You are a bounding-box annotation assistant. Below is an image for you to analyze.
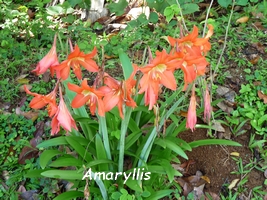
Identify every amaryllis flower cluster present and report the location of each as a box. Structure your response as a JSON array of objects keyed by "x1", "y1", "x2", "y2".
[{"x1": 25, "y1": 25, "x2": 213, "y2": 135}]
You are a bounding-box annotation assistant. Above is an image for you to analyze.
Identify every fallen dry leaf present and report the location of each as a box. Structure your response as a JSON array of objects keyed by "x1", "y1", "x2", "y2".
[
  {"x1": 249, "y1": 56, "x2": 260, "y2": 65},
  {"x1": 236, "y1": 16, "x2": 249, "y2": 23},
  {"x1": 193, "y1": 183, "x2": 205, "y2": 200},
  {"x1": 205, "y1": 192, "x2": 220, "y2": 200},
  {"x1": 230, "y1": 152, "x2": 240, "y2": 157},
  {"x1": 228, "y1": 179, "x2": 239, "y2": 190},
  {"x1": 212, "y1": 121, "x2": 225, "y2": 132},
  {"x1": 17, "y1": 185, "x2": 27, "y2": 193},
  {"x1": 20, "y1": 84, "x2": 32, "y2": 92},
  {"x1": 258, "y1": 91, "x2": 267, "y2": 104},
  {"x1": 21, "y1": 111, "x2": 39, "y2": 121},
  {"x1": 201, "y1": 175, "x2": 211, "y2": 184}
]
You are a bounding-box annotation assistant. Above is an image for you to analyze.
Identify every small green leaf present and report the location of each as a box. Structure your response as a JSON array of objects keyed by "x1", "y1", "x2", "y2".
[
  {"x1": 108, "y1": 0, "x2": 128, "y2": 16},
  {"x1": 67, "y1": 0, "x2": 82, "y2": 7},
  {"x1": 181, "y1": 3, "x2": 199, "y2": 15},
  {"x1": 236, "y1": 0, "x2": 248, "y2": 6},
  {"x1": 149, "y1": 12, "x2": 158, "y2": 23},
  {"x1": 39, "y1": 150, "x2": 63, "y2": 169},
  {"x1": 218, "y1": 0, "x2": 232, "y2": 8},
  {"x1": 46, "y1": 5, "x2": 64, "y2": 15}
]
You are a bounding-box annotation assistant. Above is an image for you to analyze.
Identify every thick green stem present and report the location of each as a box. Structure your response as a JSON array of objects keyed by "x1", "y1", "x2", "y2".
[
  {"x1": 118, "y1": 107, "x2": 132, "y2": 172},
  {"x1": 138, "y1": 93, "x2": 185, "y2": 167},
  {"x1": 99, "y1": 116, "x2": 112, "y2": 165}
]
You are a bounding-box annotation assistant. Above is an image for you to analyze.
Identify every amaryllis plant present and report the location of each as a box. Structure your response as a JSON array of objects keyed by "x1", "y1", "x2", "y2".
[{"x1": 24, "y1": 25, "x2": 239, "y2": 199}]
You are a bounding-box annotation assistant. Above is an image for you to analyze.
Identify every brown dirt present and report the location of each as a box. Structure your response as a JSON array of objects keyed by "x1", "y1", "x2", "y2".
[{"x1": 178, "y1": 128, "x2": 266, "y2": 197}]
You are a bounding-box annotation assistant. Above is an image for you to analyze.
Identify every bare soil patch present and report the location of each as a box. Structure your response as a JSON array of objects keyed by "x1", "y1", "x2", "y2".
[{"x1": 178, "y1": 128, "x2": 266, "y2": 197}]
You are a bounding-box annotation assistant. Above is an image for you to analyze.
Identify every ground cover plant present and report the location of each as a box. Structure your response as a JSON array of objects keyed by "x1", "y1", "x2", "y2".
[{"x1": 1, "y1": 0, "x2": 267, "y2": 199}]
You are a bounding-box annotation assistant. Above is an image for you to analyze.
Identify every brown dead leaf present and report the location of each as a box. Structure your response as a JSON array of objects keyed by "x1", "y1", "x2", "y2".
[
  {"x1": 17, "y1": 185, "x2": 27, "y2": 193},
  {"x1": 205, "y1": 192, "x2": 220, "y2": 200},
  {"x1": 178, "y1": 110, "x2": 188, "y2": 117},
  {"x1": 42, "y1": 71, "x2": 50, "y2": 82},
  {"x1": 252, "y1": 11, "x2": 264, "y2": 19},
  {"x1": 252, "y1": 22, "x2": 264, "y2": 30},
  {"x1": 249, "y1": 56, "x2": 260, "y2": 65},
  {"x1": 236, "y1": 16, "x2": 249, "y2": 23},
  {"x1": 194, "y1": 184, "x2": 205, "y2": 200},
  {"x1": 211, "y1": 121, "x2": 225, "y2": 132},
  {"x1": 19, "y1": 190, "x2": 38, "y2": 200},
  {"x1": 258, "y1": 91, "x2": 267, "y2": 104},
  {"x1": 253, "y1": 81, "x2": 261, "y2": 86},
  {"x1": 18, "y1": 140, "x2": 39, "y2": 164},
  {"x1": 18, "y1": 122, "x2": 43, "y2": 164},
  {"x1": 251, "y1": 42, "x2": 266, "y2": 54},
  {"x1": 21, "y1": 111, "x2": 39, "y2": 121}
]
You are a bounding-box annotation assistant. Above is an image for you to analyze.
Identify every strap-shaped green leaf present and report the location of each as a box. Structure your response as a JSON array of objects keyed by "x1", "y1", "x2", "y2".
[
  {"x1": 41, "y1": 170, "x2": 83, "y2": 180},
  {"x1": 146, "y1": 189, "x2": 174, "y2": 200},
  {"x1": 118, "y1": 48, "x2": 133, "y2": 80},
  {"x1": 189, "y1": 139, "x2": 242, "y2": 148},
  {"x1": 53, "y1": 191, "x2": 84, "y2": 200},
  {"x1": 24, "y1": 169, "x2": 51, "y2": 178},
  {"x1": 39, "y1": 150, "x2": 63, "y2": 169},
  {"x1": 37, "y1": 137, "x2": 67, "y2": 148},
  {"x1": 155, "y1": 138, "x2": 188, "y2": 159},
  {"x1": 49, "y1": 157, "x2": 83, "y2": 167},
  {"x1": 95, "y1": 134, "x2": 109, "y2": 171},
  {"x1": 65, "y1": 137, "x2": 93, "y2": 163}
]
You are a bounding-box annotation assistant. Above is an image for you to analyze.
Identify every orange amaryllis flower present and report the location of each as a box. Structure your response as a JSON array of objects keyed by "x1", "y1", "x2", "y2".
[
  {"x1": 68, "y1": 79, "x2": 107, "y2": 116},
  {"x1": 204, "y1": 86, "x2": 212, "y2": 123},
  {"x1": 103, "y1": 69, "x2": 137, "y2": 118},
  {"x1": 24, "y1": 84, "x2": 58, "y2": 117},
  {"x1": 186, "y1": 85, "x2": 197, "y2": 131},
  {"x1": 168, "y1": 25, "x2": 213, "y2": 55},
  {"x1": 139, "y1": 50, "x2": 178, "y2": 110},
  {"x1": 178, "y1": 54, "x2": 209, "y2": 90},
  {"x1": 51, "y1": 86, "x2": 78, "y2": 135},
  {"x1": 32, "y1": 34, "x2": 59, "y2": 76},
  {"x1": 53, "y1": 45, "x2": 99, "y2": 80}
]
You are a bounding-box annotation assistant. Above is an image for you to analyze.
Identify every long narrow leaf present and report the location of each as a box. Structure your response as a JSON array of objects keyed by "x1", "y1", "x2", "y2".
[
  {"x1": 41, "y1": 170, "x2": 83, "y2": 180},
  {"x1": 95, "y1": 134, "x2": 109, "y2": 171},
  {"x1": 39, "y1": 150, "x2": 63, "y2": 169},
  {"x1": 189, "y1": 139, "x2": 242, "y2": 148},
  {"x1": 146, "y1": 189, "x2": 174, "y2": 200},
  {"x1": 155, "y1": 138, "x2": 188, "y2": 159},
  {"x1": 37, "y1": 137, "x2": 67, "y2": 148},
  {"x1": 65, "y1": 137, "x2": 93, "y2": 163},
  {"x1": 54, "y1": 191, "x2": 84, "y2": 200},
  {"x1": 49, "y1": 157, "x2": 83, "y2": 167},
  {"x1": 119, "y1": 49, "x2": 133, "y2": 80}
]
